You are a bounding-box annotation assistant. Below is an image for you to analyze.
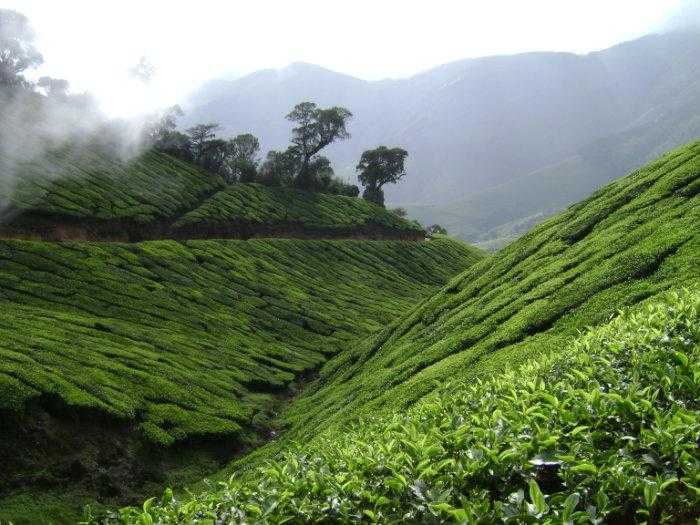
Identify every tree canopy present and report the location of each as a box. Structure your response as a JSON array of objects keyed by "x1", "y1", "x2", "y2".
[
  {"x1": 0, "y1": 9, "x2": 43, "y2": 87},
  {"x1": 286, "y1": 102, "x2": 352, "y2": 190},
  {"x1": 356, "y1": 146, "x2": 409, "y2": 207}
]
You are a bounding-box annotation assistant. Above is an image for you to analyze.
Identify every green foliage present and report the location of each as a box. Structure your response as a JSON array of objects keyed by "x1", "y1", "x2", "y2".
[
  {"x1": 282, "y1": 140, "x2": 699, "y2": 438},
  {"x1": 1, "y1": 148, "x2": 225, "y2": 223},
  {"x1": 0, "y1": 237, "x2": 482, "y2": 444},
  {"x1": 357, "y1": 146, "x2": 409, "y2": 208},
  {"x1": 112, "y1": 288, "x2": 700, "y2": 524},
  {"x1": 175, "y1": 183, "x2": 423, "y2": 234}
]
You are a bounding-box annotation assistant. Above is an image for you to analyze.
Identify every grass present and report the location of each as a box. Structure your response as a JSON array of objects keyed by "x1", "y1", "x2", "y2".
[
  {"x1": 110, "y1": 287, "x2": 700, "y2": 524},
  {"x1": 0, "y1": 237, "x2": 482, "y2": 446},
  {"x1": 174, "y1": 183, "x2": 423, "y2": 234}
]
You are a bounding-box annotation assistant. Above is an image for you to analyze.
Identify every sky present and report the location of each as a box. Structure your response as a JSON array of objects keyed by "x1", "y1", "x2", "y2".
[{"x1": 2, "y1": 0, "x2": 694, "y2": 117}]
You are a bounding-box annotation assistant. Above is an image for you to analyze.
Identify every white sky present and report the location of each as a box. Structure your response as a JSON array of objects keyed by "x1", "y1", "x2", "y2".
[{"x1": 2, "y1": 0, "x2": 690, "y2": 117}]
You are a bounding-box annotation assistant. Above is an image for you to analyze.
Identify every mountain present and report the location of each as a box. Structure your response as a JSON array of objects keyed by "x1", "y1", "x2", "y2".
[
  {"x1": 185, "y1": 31, "x2": 700, "y2": 242},
  {"x1": 115, "y1": 141, "x2": 700, "y2": 524}
]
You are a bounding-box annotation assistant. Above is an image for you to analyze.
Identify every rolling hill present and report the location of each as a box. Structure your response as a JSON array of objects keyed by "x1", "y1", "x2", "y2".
[
  {"x1": 0, "y1": 147, "x2": 423, "y2": 241},
  {"x1": 186, "y1": 31, "x2": 700, "y2": 243},
  {"x1": 112, "y1": 141, "x2": 699, "y2": 523}
]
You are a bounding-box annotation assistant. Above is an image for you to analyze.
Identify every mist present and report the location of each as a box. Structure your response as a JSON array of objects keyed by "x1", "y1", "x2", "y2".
[
  {"x1": 0, "y1": 80, "x2": 152, "y2": 221},
  {"x1": 660, "y1": 0, "x2": 700, "y2": 31}
]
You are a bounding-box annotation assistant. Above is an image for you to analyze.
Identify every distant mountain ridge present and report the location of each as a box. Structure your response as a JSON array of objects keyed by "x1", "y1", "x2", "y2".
[{"x1": 185, "y1": 31, "x2": 700, "y2": 243}]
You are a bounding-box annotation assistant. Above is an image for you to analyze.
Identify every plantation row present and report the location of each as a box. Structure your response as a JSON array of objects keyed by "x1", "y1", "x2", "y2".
[
  {"x1": 281, "y1": 141, "x2": 700, "y2": 437},
  {"x1": 0, "y1": 237, "x2": 483, "y2": 445},
  {"x1": 111, "y1": 288, "x2": 700, "y2": 523},
  {"x1": 1, "y1": 149, "x2": 224, "y2": 223},
  {"x1": 174, "y1": 184, "x2": 422, "y2": 233}
]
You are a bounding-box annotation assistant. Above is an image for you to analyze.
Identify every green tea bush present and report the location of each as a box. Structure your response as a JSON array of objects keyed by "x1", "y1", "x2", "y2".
[
  {"x1": 174, "y1": 184, "x2": 423, "y2": 234},
  {"x1": 113, "y1": 288, "x2": 700, "y2": 524},
  {"x1": 2, "y1": 148, "x2": 224, "y2": 222},
  {"x1": 0, "y1": 238, "x2": 483, "y2": 444}
]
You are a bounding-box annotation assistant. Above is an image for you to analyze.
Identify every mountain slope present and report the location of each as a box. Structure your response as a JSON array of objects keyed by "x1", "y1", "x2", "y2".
[
  {"x1": 113, "y1": 141, "x2": 700, "y2": 525},
  {"x1": 283, "y1": 141, "x2": 700, "y2": 434},
  {"x1": 0, "y1": 147, "x2": 422, "y2": 241},
  {"x1": 0, "y1": 237, "x2": 483, "y2": 522},
  {"x1": 115, "y1": 287, "x2": 700, "y2": 524}
]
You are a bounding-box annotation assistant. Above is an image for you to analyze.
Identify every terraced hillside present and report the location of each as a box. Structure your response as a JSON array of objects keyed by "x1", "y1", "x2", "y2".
[
  {"x1": 0, "y1": 147, "x2": 423, "y2": 241},
  {"x1": 0, "y1": 148, "x2": 225, "y2": 226},
  {"x1": 174, "y1": 184, "x2": 424, "y2": 239},
  {"x1": 0, "y1": 237, "x2": 483, "y2": 522},
  {"x1": 105, "y1": 141, "x2": 700, "y2": 525},
  {"x1": 284, "y1": 140, "x2": 700, "y2": 434}
]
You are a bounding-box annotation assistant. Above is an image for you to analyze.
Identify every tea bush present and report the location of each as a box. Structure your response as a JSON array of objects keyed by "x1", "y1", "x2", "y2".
[
  {"x1": 0, "y1": 238, "x2": 483, "y2": 445},
  {"x1": 174, "y1": 184, "x2": 423, "y2": 234},
  {"x1": 113, "y1": 288, "x2": 700, "y2": 524}
]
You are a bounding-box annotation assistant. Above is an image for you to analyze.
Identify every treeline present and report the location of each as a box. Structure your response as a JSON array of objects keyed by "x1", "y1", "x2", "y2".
[{"x1": 147, "y1": 103, "x2": 409, "y2": 207}]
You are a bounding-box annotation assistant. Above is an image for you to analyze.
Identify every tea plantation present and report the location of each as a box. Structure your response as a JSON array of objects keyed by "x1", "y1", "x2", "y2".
[
  {"x1": 0, "y1": 146, "x2": 423, "y2": 240},
  {"x1": 283, "y1": 140, "x2": 700, "y2": 435},
  {"x1": 0, "y1": 148, "x2": 224, "y2": 223},
  {"x1": 109, "y1": 140, "x2": 700, "y2": 524},
  {"x1": 0, "y1": 238, "x2": 481, "y2": 445},
  {"x1": 113, "y1": 287, "x2": 700, "y2": 524},
  {"x1": 173, "y1": 184, "x2": 423, "y2": 236}
]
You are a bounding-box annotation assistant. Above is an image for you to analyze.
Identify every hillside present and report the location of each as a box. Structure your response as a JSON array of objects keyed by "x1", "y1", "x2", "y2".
[
  {"x1": 186, "y1": 31, "x2": 700, "y2": 242},
  {"x1": 0, "y1": 237, "x2": 483, "y2": 523},
  {"x1": 108, "y1": 140, "x2": 700, "y2": 523},
  {"x1": 284, "y1": 140, "x2": 700, "y2": 435},
  {"x1": 114, "y1": 287, "x2": 700, "y2": 524},
  {"x1": 174, "y1": 184, "x2": 423, "y2": 239},
  {"x1": 0, "y1": 147, "x2": 422, "y2": 241}
]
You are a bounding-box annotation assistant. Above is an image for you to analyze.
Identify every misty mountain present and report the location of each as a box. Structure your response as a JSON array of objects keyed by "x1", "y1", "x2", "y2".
[{"x1": 185, "y1": 31, "x2": 700, "y2": 240}]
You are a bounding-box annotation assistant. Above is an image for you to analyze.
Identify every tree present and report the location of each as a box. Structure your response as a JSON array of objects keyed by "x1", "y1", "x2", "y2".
[
  {"x1": 391, "y1": 207, "x2": 408, "y2": 218},
  {"x1": 258, "y1": 147, "x2": 300, "y2": 186},
  {"x1": 286, "y1": 102, "x2": 352, "y2": 189},
  {"x1": 0, "y1": 9, "x2": 43, "y2": 87},
  {"x1": 227, "y1": 133, "x2": 260, "y2": 183},
  {"x1": 356, "y1": 146, "x2": 409, "y2": 207},
  {"x1": 199, "y1": 138, "x2": 230, "y2": 175},
  {"x1": 186, "y1": 123, "x2": 220, "y2": 161}
]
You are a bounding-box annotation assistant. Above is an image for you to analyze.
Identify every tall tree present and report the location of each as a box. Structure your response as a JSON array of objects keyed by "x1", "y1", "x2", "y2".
[
  {"x1": 227, "y1": 133, "x2": 260, "y2": 183},
  {"x1": 356, "y1": 146, "x2": 409, "y2": 207},
  {"x1": 186, "y1": 123, "x2": 220, "y2": 161},
  {"x1": 0, "y1": 9, "x2": 43, "y2": 87},
  {"x1": 286, "y1": 102, "x2": 352, "y2": 189}
]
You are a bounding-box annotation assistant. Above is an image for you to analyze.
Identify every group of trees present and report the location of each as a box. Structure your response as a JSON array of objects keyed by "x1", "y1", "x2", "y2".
[
  {"x1": 2, "y1": 8, "x2": 410, "y2": 210},
  {"x1": 0, "y1": 9, "x2": 82, "y2": 102},
  {"x1": 149, "y1": 101, "x2": 409, "y2": 206},
  {"x1": 147, "y1": 102, "x2": 361, "y2": 197}
]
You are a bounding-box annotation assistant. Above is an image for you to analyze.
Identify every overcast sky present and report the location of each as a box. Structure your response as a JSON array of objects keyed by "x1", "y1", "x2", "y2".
[{"x1": 3, "y1": 0, "x2": 695, "y2": 117}]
